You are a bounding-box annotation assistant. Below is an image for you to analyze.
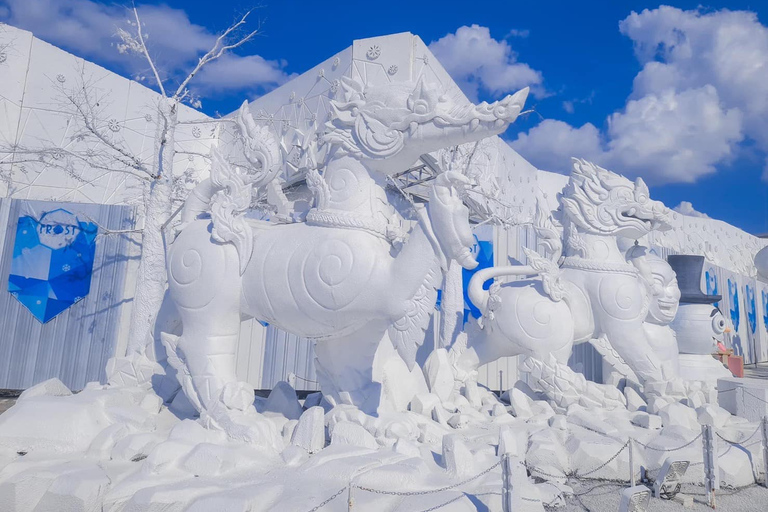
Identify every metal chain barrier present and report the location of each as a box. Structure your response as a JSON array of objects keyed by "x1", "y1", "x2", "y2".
[
  {"x1": 632, "y1": 432, "x2": 702, "y2": 452},
  {"x1": 576, "y1": 439, "x2": 631, "y2": 477},
  {"x1": 354, "y1": 460, "x2": 502, "y2": 496},
  {"x1": 415, "y1": 493, "x2": 466, "y2": 512},
  {"x1": 715, "y1": 424, "x2": 762, "y2": 446},
  {"x1": 304, "y1": 487, "x2": 347, "y2": 512}
]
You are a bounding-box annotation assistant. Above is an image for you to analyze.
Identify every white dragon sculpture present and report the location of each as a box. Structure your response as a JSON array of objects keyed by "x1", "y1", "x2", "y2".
[
  {"x1": 160, "y1": 75, "x2": 529, "y2": 442},
  {"x1": 451, "y1": 159, "x2": 677, "y2": 409}
]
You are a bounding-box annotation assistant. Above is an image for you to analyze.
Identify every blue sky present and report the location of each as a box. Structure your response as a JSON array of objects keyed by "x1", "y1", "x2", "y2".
[{"x1": 1, "y1": 0, "x2": 766, "y2": 234}]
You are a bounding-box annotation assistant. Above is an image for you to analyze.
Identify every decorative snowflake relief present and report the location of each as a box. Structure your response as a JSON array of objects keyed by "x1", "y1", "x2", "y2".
[
  {"x1": 330, "y1": 80, "x2": 340, "y2": 93},
  {"x1": 144, "y1": 114, "x2": 153, "y2": 122},
  {"x1": 318, "y1": 68, "x2": 325, "y2": 78},
  {"x1": 388, "y1": 65, "x2": 398, "y2": 75},
  {"x1": 422, "y1": 55, "x2": 429, "y2": 65},
  {"x1": 290, "y1": 91, "x2": 296, "y2": 101},
  {"x1": 52, "y1": 150, "x2": 64, "y2": 160},
  {"x1": 108, "y1": 119, "x2": 121, "y2": 132},
  {"x1": 61, "y1": 264, "x2": 71, "y2": 272},
  {"x1": 0, "y1": 51, "x2": 7, "y2": 64},
  {"x1": 367, "y1": 45, "x2": 381, "y2": 60},
  {"x1": 192, "y1": 127, "x2": 201, "y2": 138},
  {"x1": 309, "y1": 113, "x2": 317, "y2": 124},
  {"x1": 56, "y1": 74, "x2": 66, "y2": 83},
  {"x1": 332, "y1": 57, "x2": 340, "y2": 68}
]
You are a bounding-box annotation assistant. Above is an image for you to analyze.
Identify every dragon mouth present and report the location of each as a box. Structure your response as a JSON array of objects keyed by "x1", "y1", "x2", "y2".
[{"x1": 621, "y1": 208, "x2": 656, "y2": 228}]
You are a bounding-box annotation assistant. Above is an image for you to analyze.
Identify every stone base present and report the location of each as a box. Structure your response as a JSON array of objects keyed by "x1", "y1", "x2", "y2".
[{"x1": 718, "y1": 376, "x2": 768, "y2": 422}]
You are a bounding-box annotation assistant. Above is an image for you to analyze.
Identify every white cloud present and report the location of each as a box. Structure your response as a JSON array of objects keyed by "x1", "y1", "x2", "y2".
[
  {"x1": 0, "y1": 0, "x2": 291, "y2": 99},
  {"x1": 507, "y1": 29, "x2": 530, "y2": 38},
  {"x1": 512, "y1": 6, "x2": 768, "y2": 185},
  {"x1": 562, "y1": 101, "x2": 574, "y2": 114},
  {"x1": 428, "y1": 25, "x2": 544, "y2": 102},
  {"x1": 511, "y1": 120, "x2": 604, "y2": 172},
  {"x1": 673, "y1": 201, "x2": 710, "y2": 218}
]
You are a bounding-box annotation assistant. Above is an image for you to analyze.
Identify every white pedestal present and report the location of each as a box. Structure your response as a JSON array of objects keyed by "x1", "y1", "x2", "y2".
[{"x1": 718, "y1": 376, "x2": 768, "y2": 422}]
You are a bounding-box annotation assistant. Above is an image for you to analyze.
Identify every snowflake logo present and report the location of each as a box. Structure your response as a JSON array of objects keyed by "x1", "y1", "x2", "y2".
[
  {"x1": 309, "y1": 113, "x2": 317, "y2": 124},
  {"x1": 56, "y1": 74, "x2": 66, "y2": 83},
  {"x1": 332, "y1": 57, "x2": 340, "y2": 68},
  {"x1": 367, "y1": 45, "x2": 381, "y2": 60},
  {"x1": 0, "y1": 51, "x2": 7, "y2": 64},
  {"x1": 144, "y1": 114, "x2": 153, "y2": 122},
  {"x1": 62, "y1": 264, "x2": 71, "y2": 272},
  {"x1": 192, "y1": 127, "x2": 201, "y2": 138},
  {"x1": 108, "y1": 119, "x2": 121, "y2": 132},
  {"x1": 318, "y1": 68, "x2": 325, "y2": 78},
  {"x1": 388, "y1": 65, "x2": 398, "y2": 75},
  {"x1": 330, "y1": 79, "x2": 340, "y2": 94}
]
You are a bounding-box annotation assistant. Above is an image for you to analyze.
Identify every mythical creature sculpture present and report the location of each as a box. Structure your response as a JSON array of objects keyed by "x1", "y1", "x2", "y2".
[
  {"x1": 595, "y1": 244, "x2": 682, "y2": 388},
  {"x1": 452, "y1": 159, "x2": 674, "y2": 406},
  {"x1": 161, "y1": 76, "x2": 529, "y2": 441}
]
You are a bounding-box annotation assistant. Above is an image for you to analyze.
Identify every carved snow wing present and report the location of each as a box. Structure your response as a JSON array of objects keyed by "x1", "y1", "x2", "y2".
[{"x1": 209, "y1": 149, "x2": 253, "y2": 274}]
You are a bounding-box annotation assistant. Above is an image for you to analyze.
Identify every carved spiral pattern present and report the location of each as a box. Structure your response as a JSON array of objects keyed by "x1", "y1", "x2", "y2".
[
  {"x1": 288, "y1": 237, "x2": 375, "y2": 312},
  {"x1": 597, "y1": 276, "x2": 644, "y2": 321},
  {"x1": 326, "y1": 167, "x2": 367, "y2": 210},
  {"x1": 168, "y1": 229, "x2": 232, "y2": 311}
]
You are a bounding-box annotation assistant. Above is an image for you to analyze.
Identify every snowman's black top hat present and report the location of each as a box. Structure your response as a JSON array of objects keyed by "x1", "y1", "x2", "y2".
[{"x1": 667, "y1": 254, "x2": 722, "y2": 304}]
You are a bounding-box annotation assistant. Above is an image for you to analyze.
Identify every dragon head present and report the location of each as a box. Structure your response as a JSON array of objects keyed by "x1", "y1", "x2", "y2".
[
  {"x1": 322, "y1": 76, "x2": 528, "y2": 175},
  {"x1": 561, "y1": 158, "x2": 671, "y2": 239}
]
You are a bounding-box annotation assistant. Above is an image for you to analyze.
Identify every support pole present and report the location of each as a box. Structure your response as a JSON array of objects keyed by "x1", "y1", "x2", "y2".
[
  {"x1": 501, "y1": 453, "x2": 513, "y2": 512},
  {"x1": 347, "y1": 482, "x2": 354, "y2": 511},
  {"x1": 762, "y1": 416, "x2": 768, "y2": 488},
  {"x1": 702, "y1": 424, "x2": 718, "y2": 509},
  {"x1": 628, "y1": 438, "x2": 635, "y2": 487}
]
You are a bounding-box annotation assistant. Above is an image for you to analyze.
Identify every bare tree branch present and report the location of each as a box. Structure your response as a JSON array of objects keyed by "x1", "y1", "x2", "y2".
[{"x1": 172, "y1": 9, "x2": 262, "y2": 100}]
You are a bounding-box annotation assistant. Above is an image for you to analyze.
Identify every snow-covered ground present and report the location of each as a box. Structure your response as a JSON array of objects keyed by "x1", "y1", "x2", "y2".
[{"x1": 0, "y1": 374, "x2": 766, "y2": 511}]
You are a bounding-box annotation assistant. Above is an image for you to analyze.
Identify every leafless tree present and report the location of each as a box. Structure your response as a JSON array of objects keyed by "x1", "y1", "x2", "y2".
[{"x1": 0, "y1": 8, "x2": 263, "y2": 356}]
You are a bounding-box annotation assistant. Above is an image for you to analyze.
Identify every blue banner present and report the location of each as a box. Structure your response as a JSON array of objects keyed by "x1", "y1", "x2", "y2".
[{"x1": 8, "y1": 209, "x2": 97, "y2": 322}]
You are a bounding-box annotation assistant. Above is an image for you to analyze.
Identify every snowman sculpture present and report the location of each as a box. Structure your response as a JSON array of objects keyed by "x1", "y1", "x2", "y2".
[{"x1": 668, "y1": 255, "x2": 731, "y2": 384}]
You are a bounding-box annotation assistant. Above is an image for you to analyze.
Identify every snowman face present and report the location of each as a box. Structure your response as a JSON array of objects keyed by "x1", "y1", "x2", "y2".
[
  {"x1": 646, "y1": 256, "x2": 681, "y2": 325},
  {"x1": 711, "y1": 308, "x2": 727, "y2": 340}
]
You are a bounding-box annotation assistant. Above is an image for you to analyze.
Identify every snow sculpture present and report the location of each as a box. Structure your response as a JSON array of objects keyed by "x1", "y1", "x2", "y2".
[
  {"x1": 162, "y1": 76, "x2": 529, "y2": 439},
  {"x1": 668, "y1": 255, "x2": 732, "y2": 384},
  {"x1": 453, "y1": 159, "x2": 677, "y2": 404}
]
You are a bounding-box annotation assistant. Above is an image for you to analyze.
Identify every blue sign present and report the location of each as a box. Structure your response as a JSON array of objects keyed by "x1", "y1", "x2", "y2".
[
  {"x1": 8, "y1": 209, "x2": 97, "y2": 322},
  {"x1": 763, "y1": 290, "x2": 768, "y2": 335},
  {"x1": 746, "y1": 284, "x2": 757, "y2": 335},
  {"x1": 727, "y1": 279, "x2": 740, "y2": 332},
  {"x1": 705, "y1": 268, "x2": 719, "y2": 307}
]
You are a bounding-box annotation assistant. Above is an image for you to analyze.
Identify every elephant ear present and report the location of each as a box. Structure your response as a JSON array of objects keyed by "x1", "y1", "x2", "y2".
[{"x1": 388, "y1": 265, "x2": 441, "y2": 370}]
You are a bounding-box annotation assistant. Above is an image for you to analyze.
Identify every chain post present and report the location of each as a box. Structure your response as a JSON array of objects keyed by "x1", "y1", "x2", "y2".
[
  {"x1": 702, "y1": 424, "x2": 719, "y2": 509},
  {"x1": 347, "y1": 482, "x2": 354, "y2": 511},
  {"x1": 762, "y1": 416, "x2": 768, "y2": 488},
  {"x1": 628, "y1": 437, "x2": 635, "y2": 487},
  {"x1": 501, "y1": 453, "x2": 512, "y2": 512}
]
